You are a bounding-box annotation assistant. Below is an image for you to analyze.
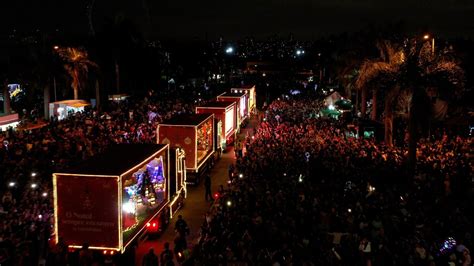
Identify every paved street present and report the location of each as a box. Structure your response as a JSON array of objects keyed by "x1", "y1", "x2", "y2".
[{"x1": 135, "y1": 115, "x2": 258, "y2": 265}]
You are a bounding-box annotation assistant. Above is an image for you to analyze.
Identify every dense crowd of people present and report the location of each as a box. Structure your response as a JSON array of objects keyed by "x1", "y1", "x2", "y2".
[
  {"x1": 1, "y1": 89, "x2": 472, "y2": 265},
  {"x1": 196, "y1": 98, "x2": 472, "y2": 265},
  {"x1": 0, "y1": 89, "x2": 197, "y2": 265}
]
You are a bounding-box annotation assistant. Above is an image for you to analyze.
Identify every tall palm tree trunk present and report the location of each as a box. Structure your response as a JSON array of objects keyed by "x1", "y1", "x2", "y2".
[
  {"x1": 384, "y1": 87, "x2": 399, "y2": 147},
  {"x1": 73, "y1": 88, "x2": 79, "y2": 100},
  {"x1": 371, "y1": 89, "x2": 377, "y2": 120},
  {"x1": 384, "y1": 93, "x2": 394, "y2": 146},
  {"x1": 407, "y1": 88, "x2": 424, "y2": 173},
  {"x1": 361, "y1": 87, "x2": 367, "y2": 117},
  {"x1": 43, "y1": 84, "x2": 50, "y2": 119}
]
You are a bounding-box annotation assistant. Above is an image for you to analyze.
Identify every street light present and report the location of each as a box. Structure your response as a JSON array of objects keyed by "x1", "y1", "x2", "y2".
[{"x1": 296, "y1": 49, "x2": 304, "y2": 56}]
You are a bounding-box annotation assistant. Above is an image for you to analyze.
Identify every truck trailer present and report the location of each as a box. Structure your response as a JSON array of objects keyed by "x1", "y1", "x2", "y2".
[{"x1": 52, "y1": 144, "x2": 186, "y2": 253}]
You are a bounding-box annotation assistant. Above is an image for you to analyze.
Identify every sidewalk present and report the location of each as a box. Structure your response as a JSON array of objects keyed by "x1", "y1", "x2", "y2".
[{"x1": 135, "y1": 115, "x2": 259, "y2": 265}]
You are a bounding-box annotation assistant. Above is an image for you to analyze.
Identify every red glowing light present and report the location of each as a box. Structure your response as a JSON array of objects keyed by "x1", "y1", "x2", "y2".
[
  {"x1": 214, "y1": 192, "x2": 220, "y2": 199},
  {"x1": 152, "y1": 223, "x2": 156, "y2": 227}
]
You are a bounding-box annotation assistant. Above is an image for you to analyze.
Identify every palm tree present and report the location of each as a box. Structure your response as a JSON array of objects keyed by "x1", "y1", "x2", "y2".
[
  {"x1": 400, "y1": 40, "x2": 464, "y2": 169},
  {"x1": 355, "y1": 38, "x2": 464, "y2": 156},
  {"x1": 355, "y1": 40, "x2": 404, "y2": 145},
  {"x1": 57, "y1": 47, "x2": 97, "y2": 100}
]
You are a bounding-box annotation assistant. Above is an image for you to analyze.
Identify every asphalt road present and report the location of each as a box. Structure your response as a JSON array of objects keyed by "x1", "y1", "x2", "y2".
[{"x1": 135, "y1": 115, "x2": 258, "y2": 265}]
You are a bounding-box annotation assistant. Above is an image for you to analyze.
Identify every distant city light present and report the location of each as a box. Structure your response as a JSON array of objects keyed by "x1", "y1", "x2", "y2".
[
  {"x1": 8, "y1": 182, "x2": 15, "y2": 187},
  {"x1": 225, "y1": 47, "x2": 234, "y2": 54},
  {"x1": 31, "y1": 183, "x2": 38, "y2": 189},
  {"x1": 38, "y1": 214, "x2": 43, "y2": 219},
  {"x1": 226, "y1": 200, "x2": 232, "y2": 207},
  {"x1": 239, "y1": 173, "x2": 243, "y2": 178},
  {"x1": 31, "y1": 172, "x2": 37, "y2": 177},
  {"x1": 348, "y1": 208, "x2": 352, "y2": 213},
  {"x1": 368, "y1": 185, "x2": 376, "y2": 192},
  {"x1": 423, "y1": 34, "x2": 430, "y2": 40},
  {"x1": 42, "y1": 192, "x2": 48, "y2": 197}
]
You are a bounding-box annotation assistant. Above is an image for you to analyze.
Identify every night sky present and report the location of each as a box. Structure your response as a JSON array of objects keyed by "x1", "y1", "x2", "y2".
[{"x1": 3, "y1": 0, "x2": 474, "y2": 39}]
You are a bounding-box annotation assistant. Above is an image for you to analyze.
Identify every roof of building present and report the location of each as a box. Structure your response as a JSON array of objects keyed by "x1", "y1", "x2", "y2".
[
  {"x1": 197, "y1": 101, "x2": 235, "y2": 108},
  {"x1": 160, "y1": 113, "x2": 213, "y2": 126},
  {"x1": 218, "y1": 91, "x2": 246, "y2": 97},
  {"x1": 56, "y1": 144, "x2": 168, "y2": 176}
]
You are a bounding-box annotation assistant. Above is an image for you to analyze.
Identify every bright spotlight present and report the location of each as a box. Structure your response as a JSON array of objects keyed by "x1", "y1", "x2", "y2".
[{"x1": 122, "y1": 201, "x2": 136, "y2": 214}]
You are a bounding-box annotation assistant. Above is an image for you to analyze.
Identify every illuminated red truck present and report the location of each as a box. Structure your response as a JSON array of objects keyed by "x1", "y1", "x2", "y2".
[
  {"x1": 231, "y1": 85, "x2": 256, "y2": 114},
  {"x1": 157, "y1": 113, "x2": 215, "y2": 184},
  {"x1": 216, "y1": 91, "x2": 249, "y2": 130},
  {"x1": 196, "y1": 101, "x2": 237, "y2": 151},
  {"x1": 53, "y1": 144, "x2": 186, "y2": 253}
]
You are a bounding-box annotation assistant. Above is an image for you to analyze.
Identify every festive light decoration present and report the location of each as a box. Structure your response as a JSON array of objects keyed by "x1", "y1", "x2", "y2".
[{"x1": 122, "y1": 201, "x2": 136, "y2": 214}]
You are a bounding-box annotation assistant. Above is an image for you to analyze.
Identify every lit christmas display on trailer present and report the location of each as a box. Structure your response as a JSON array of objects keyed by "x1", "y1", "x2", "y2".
[{"x1": 52, "y1": 144, "x2": 186, "y2": 253}]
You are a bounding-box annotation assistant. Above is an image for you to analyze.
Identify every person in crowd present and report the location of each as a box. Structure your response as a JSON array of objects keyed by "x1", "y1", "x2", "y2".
[
  {"x1": 175, "y1": 215, "x2": 189, "y2": 236},
  {"x1": 142, "y1": 248, "x2": 159, "y2": 266},
  {"x1": 159, "y1": 242, "x2": 174, "y2": 266},
  {"x1": 79, "y1": 243, "x2": 93, "y2": 266},
  {"x1": 204, "y1": 174, "x2": 213, "y2": 201}
]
